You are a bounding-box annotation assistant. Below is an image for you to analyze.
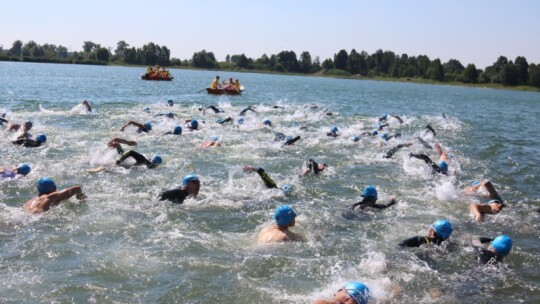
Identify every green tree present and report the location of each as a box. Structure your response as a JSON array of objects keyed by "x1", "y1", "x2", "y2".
[
  {"x1": 124, "y1": 47, "x2": 137, "y2": 64},
  {"x1": 30, "y1": 45, "x2": 45, "y2": 57},
  {"x1": 225, "y1": 54, "x2": 230, "y2": 62},
  {"x1": 115, "y1": 40, "x2": 129, "y2": 59},
  {"x1": 10, "y1": 40, "x2": 23, "y2": 56},
  {"x1": 312, "y1": 56, "x2": 321, "y2": 72},
  {"x1": 192, "y1": 50, "x2": 217, "y2": 68},
  {"x1": 514, "y1": 56, "x2": 529, "y2": 85},
  {"x1": 236, "y1": 54, "x2": 250, "y2": 69},
  {"x1": 96, "y1": 47, "x2": 110, "y2": 62},
  {"x1": 529, "y1": 63, "x2": 540, "y2": 87},
  {"x1": 276, "y1": 50, "x2": 299, "y2": 72},
  {"x1": 462, "y1": 64, "x2": 479, "y2": 83},
  {"x1": 322, "y1": 58, "x2": 333, "y2": 70},
  {"x1": 428, "y1": 59, "x2": 445, "y2": 81},
  {"x1": 299, "y1": 51, "x2": 312, "y2": 73},
  {"x1": 56, "y1": 45, "x2": 68, "y2": 58},
  {"x1": 83, "y1": 41, "x2": 99, "y2": 53},
  {"x1": 334, "y1": 49, "x2": 348, "y2": 70},
  {"x1": 42, "y1": 44, "x2": 57, "y2": 58},
  {"x1": 499, "y1": 61, "x2": 519, "y2": 86},
  {"x1": 348, "y1": 49, "x2": 361, "y2": 74},
  {"x1": 416, "y1": 55, "x2": 431, "y2": 78}
]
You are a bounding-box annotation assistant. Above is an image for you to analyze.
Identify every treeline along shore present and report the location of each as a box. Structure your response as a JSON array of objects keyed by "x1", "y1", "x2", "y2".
[{"x1": 2, "y1": 39, "x2": 539, "y2": 91}]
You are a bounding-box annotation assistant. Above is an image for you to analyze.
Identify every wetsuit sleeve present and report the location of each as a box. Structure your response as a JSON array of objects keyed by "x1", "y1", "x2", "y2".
[
  {"x1": 399, "y1": 236, "x2": 428, "y2": 247},
  {"x1": 371, "y1": 198, "x2": 397, "y2": 209},
  {"x1": 14, "y1": 139, "x2": 42, "y2": 147},
  {"x1": 117, "y1": 150, "x2": 150, "y2": 166},
  {"x1": 159, "y1": 188, "x2": 188, "y2": 204},
  {"x1": 384, "y1": 144, "x2": 406, "y2": 159},
  {"x1": 478, "y1": 237, "x2": 494, "y2": 244},
  {"x1": 475, "y1": 247, "x2": 502, "y2": 265},
  {"x1": 255, "y1": 167, "x2": 278, "y2": 189},
  {"x1": 284, "y1": 136, "x2": 301, "y2": 145},
  {"x1": 116, "y1": 145, "x2": 125, "y2": 154}
]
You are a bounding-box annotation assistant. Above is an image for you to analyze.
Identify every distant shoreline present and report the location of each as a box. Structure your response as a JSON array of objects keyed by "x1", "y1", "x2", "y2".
[{"x1": 2, "y1": 58, "x2": 538, "y2": 93}]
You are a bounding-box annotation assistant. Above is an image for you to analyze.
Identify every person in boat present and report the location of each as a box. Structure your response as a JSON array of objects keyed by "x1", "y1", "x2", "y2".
[
  {"x1": 466, "y1": 179, "x2": 505, "y2": 222},
  {"x1": 23, "y1": 177, "x2": 87, "y2": 214},
  {"x1": 472, "y1": 235, "x2": 512, "y2": 265},
  {"x1": 399, "y1": 219, "x2": 453, "y2": 247},
  {"x1": 81, "y1": 100, "x2": 92, "y2": 112},
  {"x1": 233, "y1": 79, "x2": 241, "y2": 91},
  {"x1": 120, "y1": 121, "x2": 152, "y2": 133},
  {"x1": 159, "y1": 174, "x2": 200, "y2": 204},
  {"x1": 257, "y1": 205, "x2": 304, "y2": 243},
  {"x1": 163, "y1": 125, "x2": 182, "y2": 135},
  {"x1": 383, "y1": 143, "x2": 413, "y2": 159},
  {"x1": 243, "y1": 165, "x2": 293, "y2": 195},
  {"x1": 301, "y1": 158, "x2": 328, "y2": 176},
  {"x1": 12, "y1": 134, "x2": 47, "y2": 147},
  {"x1": 184, "y1": 119, "x2": 199, "y2": 131},
  {"x1": 0, "y1": 163, "x2": 31, "y2": 179},
  {"x1": 210, "y1": 76, "x2": 221, "y2": 90},
  {"x1": 223, "y1": 77, "x2": 235, "y2": 91},
  {"x1": 349, "y1": 186, "x2": 397, "y2": 210},
  {"x1": 313, "y1": 281, "x2": 371, "y2": 304}
]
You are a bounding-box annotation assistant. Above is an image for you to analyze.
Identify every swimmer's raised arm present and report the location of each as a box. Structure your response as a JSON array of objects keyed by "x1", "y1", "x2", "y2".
[
  {"x1": 107, "y1": 138, "x2": 137, "y2": 148},
  {"x1": 120, "y1": 121, "x2": 144, "y2": 131}
]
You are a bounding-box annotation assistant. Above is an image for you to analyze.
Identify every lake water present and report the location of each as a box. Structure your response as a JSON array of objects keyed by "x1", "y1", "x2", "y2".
[{"x1": 1, "y1": 62, "x2": 539, "y2": 303}]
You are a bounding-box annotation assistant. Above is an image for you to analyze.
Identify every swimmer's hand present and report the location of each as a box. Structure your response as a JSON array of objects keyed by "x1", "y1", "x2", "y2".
[
  {"x1": 243, "y1": 166, "x2": 256, "y2": 173},
  {"x1": 76, "y1": 192, "x2": 87, "y2": 200}
]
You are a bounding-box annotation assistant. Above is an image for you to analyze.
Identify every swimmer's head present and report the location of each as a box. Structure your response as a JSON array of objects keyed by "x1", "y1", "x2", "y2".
[
  {"x1": 167, "y1": 100, "x2": 174, "y2": 106},
  {"x1": 151, "y1": 155, "x2": 162, "y2": 164},
  {"x1": 371, "y1": 130, "x2": 378, "y2": 136},
  {"x1": 274, "y1": 205, "x2": 296, "y2": 227},
  {"x1": 330, "y1": 126, "x2": 338, "y2": 133},
  {"x1": 182, "y1": 174, "x2": 200, "y2": 186},
  {"x1": 190, "y1": 120, "x2": 199, "y2": 130},
  {"x1": 432, "y1": 219, "x2": 453, "y2": 240},
  {"x1": 361, "y1": 186, "x2": 378, "y2": 199},
  {"x1": 437, "y1": 161, "x2": 448, "y2": 173},
  {"x1": 209, "y1": 136, "x2": 219, "y2": 142},
  {"x1": 144, "y1": 122, "x2": 152, "y2": 131},
  {"x1": 285, "y1": 135, "x2": 293, "y2": 142},
  {"x1": 143, "y1": 107, "x2": 150, "y2": 113},
  {"x1": 351, "y1": 136, "x2": 361, "y2": 142},
  {"x1": 381, "y1": 133, "x2": 389, "y2": 141},
  {"x1": 491, "y1": 235, "x2": 512, "y2": 256},
  {"x1": 36, "y1": 134, "x2": 47, "y2": 143},
  {"x1": 166, "y1": 112, "x2": 174, "y2": 118},
  {"x1": 24, "y1": 121, "x2": 33, "y2": 129},
  {"x1": 37, "y1": 177, "x2": 57, "y2": 195},
  {"x1": 173, "y1": 125, "x2": 182, "y2": 135},
  {"x1": 281, "y1": 184, "x2": 293, "y2": 195},
  {"x1": 17, "y1": 163, "x2": 31, "y2": 176},
  {"x1": 236, "y1": 117, "x2": 244, "y2": 125},
  {"x1": 343, "y1": 281, "x2": 370, "y2": 304},
  {"x1": 262, "y1": 118, "x2": 272, "y2": 126}
]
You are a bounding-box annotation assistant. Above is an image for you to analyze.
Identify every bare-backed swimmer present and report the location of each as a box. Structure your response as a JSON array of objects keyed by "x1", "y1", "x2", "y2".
[{"x1": 23, "y1": 177, "x2": 87, "y2": 214}]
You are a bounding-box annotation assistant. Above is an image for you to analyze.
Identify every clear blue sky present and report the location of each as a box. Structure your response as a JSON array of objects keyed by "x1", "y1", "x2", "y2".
[{"x1": 2, "y1": 0, "x2": 539, "y2": 68}]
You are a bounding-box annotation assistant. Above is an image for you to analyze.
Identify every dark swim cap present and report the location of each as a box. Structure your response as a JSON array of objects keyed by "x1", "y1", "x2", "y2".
[
  {"x1": 37, "y1": 177, "x2": 56, "y2": 195},
  {"x1": 437, "y1": 161, "x2": 448, "y2": 173},
  {"x1": 167, "y1": 100, "x2": 174, "y2": 106},
  {"x1": 190, "y1": 120, "x2": 199, "y2": 130},
  {"x1": 173, "y1": 125, "x2": 182, "y2": 135},
  {"x1": 17, "y1": 164, "x2": 31, "y2": 176},
  {"x1": 36, "y1": 134, "x2": 47, "y2": 143},
  {"x1": 151, "y1": 155, "x2": 162, "y2": 164},
  {"x1": 274, "y1": 205, "x2": 296, "y2": 227},
  {"x1": 144, "y1": 122, "x2": 152, "y2": 131}
]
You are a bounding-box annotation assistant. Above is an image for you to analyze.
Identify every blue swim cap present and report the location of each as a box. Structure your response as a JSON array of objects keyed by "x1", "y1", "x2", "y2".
[
  {"x1": 36, "y1": 134, "x2": 47, "y2": 143},
  {"x1": 470, "y1": 180, "x2": 481, "y2": 186},
  {"x1": 274, "y1": 205, "x2": 297, "y2": 227},
  {"x1": 438, "y1": 161, "x2": 448, "y2": 173},
  {"x1": 190, "y1": 120, "x2": 199, "y2": 129},
  {"x1": 344, "y1": 281, "x2": 370, "y2": 304},
  {"x1": 382, "y1": 113, "x2": 388, "y2": 119},
  {"x1": 381, "y1": 133, "x2": 389, "y2": 140},
  {"x1": 281, "y1": 184, "x2": 293, "y2": 195},
  {"x1": 173, "y1": 125, "x2": 182, "y2": 135},
  {"x1": 209, "y1": 136, "x2": 219, "y2": 142},
  {"x1": 285, "y1": 135, "x2": 293, "y2": 142},
  {"x1": 144, "y1": 122, "x2": 152, "y2": 131},
  {"x1": 17, "y1": 163, "x2": 31, "y2": 176},
  {"x1": 361, "y1": 186, "x2": 378, "y2": 199},
  {"x1": 236, "y1": 117, "x2": 244, "y2": 125},
  {"x1": 433, "y1": 219, "x2": 453, "y2": 240},
  {"x1": 143, "y1": 107, "x2": 150, "y2": 113},
  {"x1": 151, "y1": 155, "x2": 162, "y2": 164},
  {"x1": 182, "y1": 174, "x2": 200, "y2": 186},
  {"x1": 330, "y1": 126, "x2": 338, "y2": 133},
  {"x1": 37, "y1": 177, "x2": 57, "y2": 195},
  {"x1": 372, "y1": 130, "x2": 378, "y2": 136},
  {"x1": 491, "y1": 235, "x2": 512, "y2": 256},
  {"x1": 262, "y1": 118, "x2": 271, "y2": 126},
  {"x1": 351, "y1": 136, "x2": 361, "y2": 142}
]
